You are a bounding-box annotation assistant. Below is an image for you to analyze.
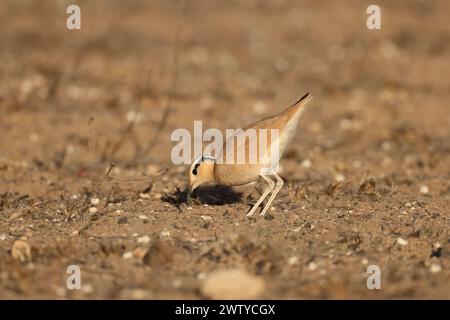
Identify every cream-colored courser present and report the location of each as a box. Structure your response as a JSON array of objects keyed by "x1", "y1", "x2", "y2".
[{"x1": 188, "y1": 93, "x2": 313, "y2": 216}]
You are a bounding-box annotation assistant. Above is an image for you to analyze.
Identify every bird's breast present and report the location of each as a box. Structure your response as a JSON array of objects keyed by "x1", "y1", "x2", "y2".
[{"x1": 214, "y1": 163, "x2": 261, "y2": 186}]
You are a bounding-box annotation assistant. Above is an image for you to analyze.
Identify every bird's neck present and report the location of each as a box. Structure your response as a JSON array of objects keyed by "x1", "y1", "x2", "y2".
[{"x1": 203, "y1": 161, "x2": 216, "y2": 184}]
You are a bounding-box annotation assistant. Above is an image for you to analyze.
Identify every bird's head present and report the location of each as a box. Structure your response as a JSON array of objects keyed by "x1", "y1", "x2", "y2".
[{"x1": 187, "y1": 155, "x2": 216, "y2": 203}]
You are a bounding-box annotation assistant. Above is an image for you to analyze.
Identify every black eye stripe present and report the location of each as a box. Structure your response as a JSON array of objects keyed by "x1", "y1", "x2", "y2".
[
  {"x1": 192, "y1": 163, "x2": 200, "y2": 175},
  {"x1": 192, "y1": 156, "x2": 205, "y2": 175}
]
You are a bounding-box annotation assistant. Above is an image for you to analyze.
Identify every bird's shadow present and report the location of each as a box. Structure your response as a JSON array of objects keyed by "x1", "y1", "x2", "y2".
[{"x1": 161, "y1": 185, "x2": 243, "y2": 208}]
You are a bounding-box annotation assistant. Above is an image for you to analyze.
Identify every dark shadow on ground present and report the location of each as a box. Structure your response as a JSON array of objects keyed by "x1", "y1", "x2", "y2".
[{"x1": 161, "y1": 185, "x2": 243, "y2": 209}]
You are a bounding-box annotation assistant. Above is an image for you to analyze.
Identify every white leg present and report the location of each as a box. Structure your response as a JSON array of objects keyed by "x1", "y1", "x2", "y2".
[
  {"x1": 260, "y1": 170, "x2": 284, "y2": 216},
  {"x1": 246, "y1": 175, "x2": 275, "y2": 217}
]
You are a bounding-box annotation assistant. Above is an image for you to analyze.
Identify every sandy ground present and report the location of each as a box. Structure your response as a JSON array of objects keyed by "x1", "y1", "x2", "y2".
[{"x1": 0, "y1": 0, "x2": 449, "y2": 299}]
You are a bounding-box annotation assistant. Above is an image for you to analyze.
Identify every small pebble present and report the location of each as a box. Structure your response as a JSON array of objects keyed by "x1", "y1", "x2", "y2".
[
  {"x1": 301, "y1": 159, "x2": 312, "y2": 168},
  {"x1": 420, "y1": 185, "x2": 429, "y2": 194},
  {"x1": 89, "y1": 207, "x2": 98, "y2": 214},
  {"x1": 197, "y1": 272, "x2": 207, "y2": 280},
  {"x1": 160, "y1": 230, "x2": 171, "y2": 238},
  {"x1": 137, "y1": 235, "x2": 151, "y2": 244},
  {"x1": 122, "y1": 251, "x2": 133, "y2": 259},
  {"x1": 288, "y1": 256, "x2": 299, "y2": 266},
  {"x1": 430, "y1": 263, "x2": 442, "y2": 273},
  {"x1": 90, "y1": 198, "x2": 100, "y2": 205},
  {"x1": 139, "y1": 215, "x2": 149, "y2": 220},
  {"x1": 308, "y1": 262, "x2": 317, "y2": 271},
  {"x1": 139, "y1": 193, "x2": 150, "y2": 199},
  {"x1": 397, "y1": 237, "x2": 408, "y2": 246}
]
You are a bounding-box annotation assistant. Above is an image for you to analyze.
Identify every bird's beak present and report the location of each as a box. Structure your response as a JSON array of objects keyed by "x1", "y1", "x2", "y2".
[
  {"x1": 186, "y1": 185, "x2": 192, "y2": 204},
  {"x1": 187, "y1": 182, "x2": 200, "y2": 204}
]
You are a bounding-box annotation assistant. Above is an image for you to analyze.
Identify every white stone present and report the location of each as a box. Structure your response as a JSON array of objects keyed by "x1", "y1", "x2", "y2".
[
  {"x1": 420, "y1": 185, "x2": 429, "y2": 194},
  {"x1": 197, "y1": 272, "x2": 206, "y2": 280},
  {"x1": 160, "y1": 231, "x2": 171, "y2": 238},
  {"x1": 308, "y1": 262, "x2": 317, "y2": 271},
  {"x1": 301, "y1": 159, "x2": 312, "y2": 168},
  {"x1": 288, "y1": 256, "x2": 299, "y2": 266},
  {"x1": 397, "y1": 237, "x2": 408, "y2": 246},
  {"x1": 137, "y1": 235, "x2": 150, "y2": 244},
  {"x1": 122, "y1": 251, "x2": 133, "y2": 259},
  {"x1": 430, "y1": 263, "x2": 442, "y2": 273}
]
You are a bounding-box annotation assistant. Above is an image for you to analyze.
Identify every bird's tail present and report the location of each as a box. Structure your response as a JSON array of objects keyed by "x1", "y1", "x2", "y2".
[
  {"x1": 291, "y1": 92, "x2": 313, "y2": 108},
  {"x1": 282, "y1": 92, "x2": 313, "y2": 116}
]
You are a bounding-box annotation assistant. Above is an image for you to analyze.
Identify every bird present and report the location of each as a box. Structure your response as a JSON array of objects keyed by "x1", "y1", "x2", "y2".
[{"x1": 187, "y1": 92, "x2": 313, "y2": 216}]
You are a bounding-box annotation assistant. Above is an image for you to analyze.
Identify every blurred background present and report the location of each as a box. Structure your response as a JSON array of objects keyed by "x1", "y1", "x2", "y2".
[{"x1": 0, "y1": 0, "x2": 449, "y2": 299}]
